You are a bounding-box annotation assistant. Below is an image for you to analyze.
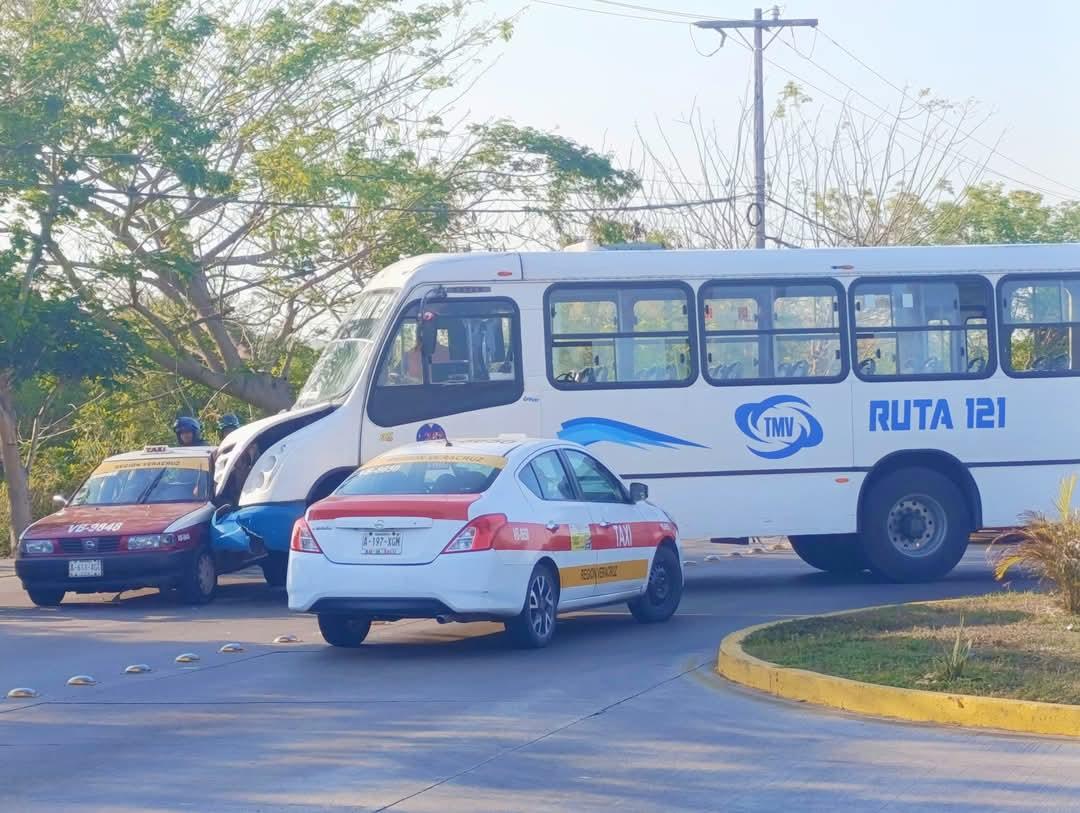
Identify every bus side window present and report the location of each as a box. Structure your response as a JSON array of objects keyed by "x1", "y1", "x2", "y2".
[
  {"x1": 852, "y1": 277, "x2": 994, "y2": 379},
  {"x1": 546, "y1": 283, "x2": 695, "y2": 388},
  {"x1": 1001, "y1": 275, "x2": 1080, "y2": 376},
  {"x1": 701, "y1": 279, "x2": 845, "y2": 384}
]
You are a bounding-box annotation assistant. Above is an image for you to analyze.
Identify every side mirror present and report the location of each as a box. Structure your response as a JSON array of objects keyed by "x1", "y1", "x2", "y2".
[
  {"x1": 52, "y1": 494, "x2": 68, "y2": 508},
  {"x1": 629, "y1": 482, "x2": 649, "y2": 503},
  {"x1": 419, "y1": 309, "x2": 439, "y2": 359}
]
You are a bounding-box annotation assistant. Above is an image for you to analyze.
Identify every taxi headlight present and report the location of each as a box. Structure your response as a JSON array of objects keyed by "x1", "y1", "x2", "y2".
[
  {"x1": 22, "y1": 539, "x2": 55, "y2": 555},
  {"x1": 127, "y1": 534, "x2": 176, "y2": 551}
]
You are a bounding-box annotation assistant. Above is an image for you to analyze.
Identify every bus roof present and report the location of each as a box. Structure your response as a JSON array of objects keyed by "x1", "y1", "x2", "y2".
[{"x1": 367, "y1": 243, "x2": 1080, "y2": 289}]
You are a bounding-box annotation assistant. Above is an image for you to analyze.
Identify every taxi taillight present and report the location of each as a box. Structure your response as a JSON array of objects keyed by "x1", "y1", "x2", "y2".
[
  {"x1": 290, "y1": 519, "x2": 322, "y2": 554},
  {"x1": 441, "y1": 514, "x2": 507, "y2": 554}
]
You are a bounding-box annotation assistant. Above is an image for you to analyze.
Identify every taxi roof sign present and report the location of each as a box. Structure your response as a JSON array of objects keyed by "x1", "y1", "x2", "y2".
[{"x1": 143, "y1": 445, "x2": 170, "y2": 453}]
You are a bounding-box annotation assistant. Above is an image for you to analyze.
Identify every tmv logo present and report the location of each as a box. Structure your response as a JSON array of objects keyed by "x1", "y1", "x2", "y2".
[{"x1": 734, "y1": 395, "x2": 824, "y2": 459}]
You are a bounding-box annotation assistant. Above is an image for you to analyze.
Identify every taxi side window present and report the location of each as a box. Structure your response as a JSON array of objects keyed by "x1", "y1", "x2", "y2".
[
  {"x1": 522, "y1": 451, "x2": 575, "y2": 501},
  {"x1": 563, "y1": 450, "x2": 627, "y2": 503}
]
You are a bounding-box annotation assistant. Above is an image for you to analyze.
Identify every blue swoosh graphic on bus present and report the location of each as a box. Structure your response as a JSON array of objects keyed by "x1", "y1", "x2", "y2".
[
  {"x1": 557, "y1": 418, "x2": 707, "y2": 450},
  {"x1": 734, "y1": 394, "x2": 823, "y2": 459}
]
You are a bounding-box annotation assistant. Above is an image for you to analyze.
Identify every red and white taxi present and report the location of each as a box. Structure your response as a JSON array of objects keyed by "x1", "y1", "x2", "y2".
[
  {"x1": 287, "y1": 437, "x2": 683, "y2": 648},
  {"x1": 15, "y1": 446, "x2": 221, "y2": 606}
]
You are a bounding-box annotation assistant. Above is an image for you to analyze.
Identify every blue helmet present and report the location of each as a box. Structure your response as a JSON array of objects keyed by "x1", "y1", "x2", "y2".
[
  {"x1": 217, "y1": 413, "x2": 241, "y2": 432},
  {"x1": 172, "y1": 416, "x2": 203, "y2": 445}
]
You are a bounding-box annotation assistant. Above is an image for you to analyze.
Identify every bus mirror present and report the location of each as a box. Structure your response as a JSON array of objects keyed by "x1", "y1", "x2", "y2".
[
  {"x1": 419, "y1": 309, "x2": 438, "y2": 358},
  {"x1": 629, "y1": 482, "x2": 649, "y2": 503}
]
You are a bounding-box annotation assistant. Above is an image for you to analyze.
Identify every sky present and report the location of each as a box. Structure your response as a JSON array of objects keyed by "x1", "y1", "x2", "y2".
[{"x1": 460, "y1": 0, "x2": 1080, "y2": 204}]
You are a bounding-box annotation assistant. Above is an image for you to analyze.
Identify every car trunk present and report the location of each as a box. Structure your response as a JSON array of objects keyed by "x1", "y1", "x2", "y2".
[{"x1": 306, "y1": 495, "x2": 479, "y2": 565}]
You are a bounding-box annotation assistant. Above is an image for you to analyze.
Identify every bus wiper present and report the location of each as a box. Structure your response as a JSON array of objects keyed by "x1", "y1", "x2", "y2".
[{"x1": 135, "y1": 469, "x2": 167, "y2": 504}]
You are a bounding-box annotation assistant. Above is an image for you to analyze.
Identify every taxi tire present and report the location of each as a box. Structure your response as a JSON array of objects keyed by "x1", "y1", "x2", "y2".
[
  {"x1": 261, "y1": 552, "x2": 288, "y2": 588},
  {"x1": 27, "y1": 587, "x2": 65, "y2": 607},
  {"x1": 788, "y1": 534, "x2": 866, "y2": 574},
  {"x1": 318, "y1": 614, "x2": 372, "y2": 648},
  {"x1": 628, "y1": 545, "x2": 682, "y2": 624},
  {"x1": 178, "y1": 547, "x2": 218, "y2": 605},
  {"x1": 506, "y1": 563, "x2": 560, "y2": 649}
]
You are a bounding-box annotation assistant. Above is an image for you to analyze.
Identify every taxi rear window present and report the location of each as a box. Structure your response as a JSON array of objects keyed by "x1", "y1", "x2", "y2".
[{"x1": 337, "y1": 453, "x2": 505, "y2": 496}]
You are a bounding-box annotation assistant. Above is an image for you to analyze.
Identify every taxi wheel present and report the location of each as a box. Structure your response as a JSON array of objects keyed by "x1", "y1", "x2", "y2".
[
  {"x1": 178, "y1": 547, "x2": 217, "y2": 605},
  {"x1": 318, "y1": 614, "x2": 372, "y2": 648},
  {"x1": 27, "y1": 588, "x2": 65, "y2": 607},
  {"x1": 506, "y1": 563, "x2": 559, "y2": 649},
  {"x1": 628, "y1": 545, "x2": 682, "y2": 624}
]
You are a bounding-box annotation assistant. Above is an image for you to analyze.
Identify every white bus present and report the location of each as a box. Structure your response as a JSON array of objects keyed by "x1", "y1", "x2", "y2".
[{"x1": 211, "y1": 242, "x2": 1080, "y2": 584}]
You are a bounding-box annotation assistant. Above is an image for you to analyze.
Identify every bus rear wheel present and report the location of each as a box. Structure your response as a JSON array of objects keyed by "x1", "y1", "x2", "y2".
[
  {"x1": 860, "y1": 466, "x2": 970, "y2": 583},
  {"x1": 788, "y1": 534, "x2": 865, "y2": 574}
]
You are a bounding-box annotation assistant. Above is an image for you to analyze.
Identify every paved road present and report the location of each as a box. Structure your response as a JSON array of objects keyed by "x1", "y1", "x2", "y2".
[{"x1": 1, "y1": 544, "x2": 1077, "y2": 813}]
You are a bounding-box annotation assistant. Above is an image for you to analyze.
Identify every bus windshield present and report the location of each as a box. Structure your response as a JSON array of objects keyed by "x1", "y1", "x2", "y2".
[
  {"x1": 294, "y1": 289, "x2": 396, "y2": 409},
  {"x1": 71, "y1": 458, "x2": 211, "y2": 506}
]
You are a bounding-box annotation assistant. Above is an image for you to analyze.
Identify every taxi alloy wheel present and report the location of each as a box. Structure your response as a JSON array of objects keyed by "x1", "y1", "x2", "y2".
[
  {"x1": 318, "y1": 614, "x2": 372, "y2": 648},
  {"x1": 178, "y1": 547, "x2": 217, "y2": 605},
  {"x1": 628, "y1": 546, "x2": 682, "y2": 624},
  {"x1": 507, "y1": 564, "x2": 559, "y2": 649}
]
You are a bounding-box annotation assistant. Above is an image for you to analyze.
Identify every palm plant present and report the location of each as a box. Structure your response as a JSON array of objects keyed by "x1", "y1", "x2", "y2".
[{"x1": 994, "y1": 475, "x2": 1080, "y2": 614}]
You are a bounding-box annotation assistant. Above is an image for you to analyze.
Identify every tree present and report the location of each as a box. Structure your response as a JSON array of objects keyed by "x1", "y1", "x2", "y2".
[
  {"x1": 0, "y1": 238, "x2": 136, "y2": 548},
  {"x1": 927, "y1": 183, "x2": 1080, "y2": 245},
  {"x1": 1, "y1": 0, "x2": 637, "y2": 412}
]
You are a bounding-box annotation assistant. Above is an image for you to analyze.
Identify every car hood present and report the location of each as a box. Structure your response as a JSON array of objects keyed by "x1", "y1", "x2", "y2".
[{"x1": 23, "y1": 503, "x2": 208, "y2": 539}]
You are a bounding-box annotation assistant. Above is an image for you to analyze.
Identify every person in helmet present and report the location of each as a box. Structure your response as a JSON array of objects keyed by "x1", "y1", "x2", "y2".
[
  {"x1": 172, "y1": 416, "x2": 207, "y2": 447},
  {"x1": 217, "y1": 413, "x2": 241, "y2": 440}
]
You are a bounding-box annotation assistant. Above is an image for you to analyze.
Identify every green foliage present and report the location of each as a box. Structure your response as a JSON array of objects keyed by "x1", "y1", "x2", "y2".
[
  {"x1": 934, "y1": 616, "x2": 973, "y2": 681},
  {"x1": 931, "y1": 184, "x2": 1080, "y2": 245},
  {"x1": 993, "y1": 476, "x2": 1080, "y2": 614}
]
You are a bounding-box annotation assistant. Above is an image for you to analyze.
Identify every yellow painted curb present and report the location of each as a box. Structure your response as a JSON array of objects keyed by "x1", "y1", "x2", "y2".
[{"x1": 717, "y1": 608, "x2": 1080, "y2": 738}]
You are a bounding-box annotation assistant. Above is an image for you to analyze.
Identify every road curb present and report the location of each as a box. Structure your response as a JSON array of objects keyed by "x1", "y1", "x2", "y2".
[{"x1": 716, "y1": 607, "x2": 1080, "y2": 738}]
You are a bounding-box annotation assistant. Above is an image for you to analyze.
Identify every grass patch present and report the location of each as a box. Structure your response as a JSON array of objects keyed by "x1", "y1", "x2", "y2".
[{"x1": 742, "y1": 592, "x2": 1080, "y2": 705}]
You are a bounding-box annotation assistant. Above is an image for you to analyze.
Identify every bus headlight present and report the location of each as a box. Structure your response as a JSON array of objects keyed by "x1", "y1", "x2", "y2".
[{"x1": 241, "y1": 447, "x2": 284, "y2": 498}]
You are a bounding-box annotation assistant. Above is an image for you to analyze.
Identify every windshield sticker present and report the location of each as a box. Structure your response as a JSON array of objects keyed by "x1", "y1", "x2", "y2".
[
  {"x1": 363, "y1": 453, "x2": 506, "y2": 469},
  {"x1": 96, "y1": 457, "x2": 209, "y2": 474}
]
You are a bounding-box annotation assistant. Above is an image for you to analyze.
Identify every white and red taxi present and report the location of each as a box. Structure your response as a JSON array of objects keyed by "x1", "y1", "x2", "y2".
[
  {"x1": 15, "y1": 446, "x2": 222, "y2": 606},
  {"x1": 287, "y1": 437, "x2": 683, "y2": 648}
]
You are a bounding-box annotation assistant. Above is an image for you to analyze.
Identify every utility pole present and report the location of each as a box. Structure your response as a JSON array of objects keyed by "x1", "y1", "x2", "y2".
[{"x1": 695, "y1": 8, "x2": 817, "y2": 248}]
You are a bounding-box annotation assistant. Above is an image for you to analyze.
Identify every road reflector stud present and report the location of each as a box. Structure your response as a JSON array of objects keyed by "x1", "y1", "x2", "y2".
[
  {"x1": 682, "y1": 560, "x2": 697, "y2": 567},
  {"x1": 175, "y1": 653, "x2": 200, "y2": 664},
  {"x1": 704, "y1": 554, "x2": 722, "y2": 562},
  {"x1": 6, "y1": 687, "x2": 38, "y2": 699},
  {"x1": 66, "y1": 675, "x2": 97, "y2": 686},
  {"x1": 273, "y1": 634, "x2": 299, "y2": 644},
  {"x1": 124, "y1": 664, "x2": 152, "y2": 674},
  {"x1": 219, "y1": 643, "x2": 245, "y2": 653}
]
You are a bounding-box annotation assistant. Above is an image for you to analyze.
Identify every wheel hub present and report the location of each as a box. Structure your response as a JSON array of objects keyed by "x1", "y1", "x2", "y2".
[{"x1": 887, "y1": 495, "x2": 947, "y2": 557}]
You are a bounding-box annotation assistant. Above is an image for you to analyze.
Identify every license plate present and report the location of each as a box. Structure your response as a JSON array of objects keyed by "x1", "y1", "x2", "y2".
[
  {"x1": 69, "y1": 559, "x2": 103, "y2": 578},
  {"x1": 361, "y1": 531, "x2": 402, "y2": 556}
]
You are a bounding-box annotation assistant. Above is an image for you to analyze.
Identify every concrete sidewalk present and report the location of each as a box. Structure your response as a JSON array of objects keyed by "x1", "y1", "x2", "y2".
[{"x1": 0, "y1": 558, "x2": 15, "y2": 578}]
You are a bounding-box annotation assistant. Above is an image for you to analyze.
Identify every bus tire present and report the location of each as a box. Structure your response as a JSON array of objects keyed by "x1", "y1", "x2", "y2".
[
  {"x1": 261, "y1": 551, "x2": 288, "y2": 587},
  {"x1": 628, "y1": 545, "x2": 683, "y2": 623},
  {"x1": 506, "y1": 563, "x2": 559, "y2": 649},
  {"x1": 788, "y1": 534, "x2": 865, "y2": 574},
  {"x1": 318, "y1": 614, "x2": 371, "y2": 648},
  {"x1": 860, "y1": 466, "x2": 970, "y2": 583}
]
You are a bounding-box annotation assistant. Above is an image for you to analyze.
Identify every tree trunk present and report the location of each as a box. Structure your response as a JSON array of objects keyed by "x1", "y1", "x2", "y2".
[{"x1": 0, "y1": 374, "x2": 32, "y2": 554}]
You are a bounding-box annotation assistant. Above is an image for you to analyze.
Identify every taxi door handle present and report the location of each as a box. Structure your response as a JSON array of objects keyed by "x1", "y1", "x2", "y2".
[{"x1": 545, "y1": 521, "x2": 558, "y2": 531}]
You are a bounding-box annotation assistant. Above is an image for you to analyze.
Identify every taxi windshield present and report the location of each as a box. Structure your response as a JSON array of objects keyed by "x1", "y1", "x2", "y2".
[
  {"x1": 70, "y1": 458, "x2": 211, "y2": 506},
  {"x1": 337, "y1": 454, "x2": 504, "y2": 496}
]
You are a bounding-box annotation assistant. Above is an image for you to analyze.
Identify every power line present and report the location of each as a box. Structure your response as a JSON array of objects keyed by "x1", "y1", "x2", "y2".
[
  {"x1": 811, "y1": 27, "x2": 1080, "y2": 199},
  {"x1": 0, "y1": 178, "x2": 747, "y2": 214},
  {"x1": 531, "y1": 0, "x2": 688, "y2": 25},
  {"x1": 583, "y1": 0, "x2": 724, "y2": 21}
]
